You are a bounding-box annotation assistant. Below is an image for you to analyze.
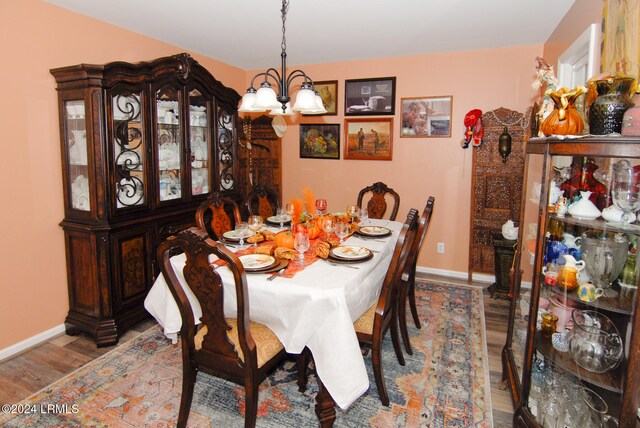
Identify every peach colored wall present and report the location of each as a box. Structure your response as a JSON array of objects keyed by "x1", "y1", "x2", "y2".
[
  {"x1": 0, "y1": 0, "x2": 245, "y2": 350},
  {"x1": 543, "y1": 0, "x2": 603, "y2": 68},
  {"x1": 244, "y1": 45, "x2": 544, "y2": 277}
]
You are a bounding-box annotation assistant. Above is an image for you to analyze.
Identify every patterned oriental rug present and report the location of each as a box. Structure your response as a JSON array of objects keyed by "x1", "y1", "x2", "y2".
[{"x1": 0, "y1": 281, "x2": 493, "y2": 427}]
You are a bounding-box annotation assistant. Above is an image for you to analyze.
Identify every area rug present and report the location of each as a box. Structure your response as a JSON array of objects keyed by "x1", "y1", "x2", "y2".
[{"x1": 0, "y1": 281, "x2": 492, "y2": 427}]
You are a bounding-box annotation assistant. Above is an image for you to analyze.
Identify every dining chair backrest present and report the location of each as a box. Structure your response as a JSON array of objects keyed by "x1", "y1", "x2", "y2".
[
  {"x1": 403, "y1": 196, "x2": 435, "y2": 282},
  {"x1": 375, "y1": 208, "x2": 419, "y2": 325},
  {"x1": 195, "y1": 192, "x2": 242, "y2": 240},
  {"x1": 157, "y1": 227, "x2": 256, "y2": 375},
  {"x1": 357, "y1": 181, "x2": 400, "y2": 221},
  {"x1": 243, "y1": 184, "x2": 280, "y2": 219}
]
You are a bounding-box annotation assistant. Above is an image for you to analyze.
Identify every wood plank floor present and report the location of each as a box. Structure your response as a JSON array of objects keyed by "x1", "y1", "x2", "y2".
[{"x1": 0, "y1": 274, "x2": 515, "y2": 426}]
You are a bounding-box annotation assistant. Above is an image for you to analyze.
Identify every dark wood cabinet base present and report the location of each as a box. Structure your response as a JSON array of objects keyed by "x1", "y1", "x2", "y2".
[{"x1": 64, "y1": 309, "x2": 150, "y2": 347}]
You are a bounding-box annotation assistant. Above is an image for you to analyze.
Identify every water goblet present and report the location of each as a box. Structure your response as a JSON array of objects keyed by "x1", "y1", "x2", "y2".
[
  {"x1": 247, "y1": 215, "x2": 263, "y2": 246},
  {"x1": 322, "y1": 217, "x2": 336, "y2": 241},
  {"x1": 359, "y1": 207, "x2": 369, "y2": 226},
  {"x1": 276, "y1": 207, "x2": 287, "y2": 228},
  {"x1": 346, "y1": 205, "x2": 360, "y2": 222},
  {"x1": 286, "y1": 203, "x2": 295, "y2": 220},
  {"x1": 315, "y1": 199, "x2": 327, "y2": 215},
  {"x1": 335, "y1": 221, "x2": 349, "y2": 245},
  {"x1": 235, "y1": 221, "x2": 250, "y2": 247},
  {"x1": 612, "y1": 159, "x2": 640, "y2": 223},
  {"x1": 294, "y1": 232, "x2": 310, "y2": 266}
]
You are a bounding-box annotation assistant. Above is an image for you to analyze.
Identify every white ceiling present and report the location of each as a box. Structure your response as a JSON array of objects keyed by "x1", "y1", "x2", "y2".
[{"x1": 44, "y1": 0, "x2": 576, "y2": 70}]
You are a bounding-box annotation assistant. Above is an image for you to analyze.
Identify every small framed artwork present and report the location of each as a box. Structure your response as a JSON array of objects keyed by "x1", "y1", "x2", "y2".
[
  {"x1": 344, "y1": 118, "x2": 393, "y2": 160},
  {"x1": 300, "y1": 123, "x2": 340, "y2": 159},
  {"x1": 400, "y1": 96, "x2": 452, "y2": 137},
  {"x1": 345, "y1": 77, "x2": 396, "y2": 116},
  {"x1": 304, "y1": 80, "x2": 338, "y2": 116}
]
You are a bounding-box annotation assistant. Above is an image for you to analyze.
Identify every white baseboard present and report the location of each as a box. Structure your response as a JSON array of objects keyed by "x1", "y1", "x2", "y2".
[
  {"x1": 0, "y1": 324, "x2": 66, "y2": 362},
  {"x1": 416, "y1": 266, "x2": 496, "y2": 284}
]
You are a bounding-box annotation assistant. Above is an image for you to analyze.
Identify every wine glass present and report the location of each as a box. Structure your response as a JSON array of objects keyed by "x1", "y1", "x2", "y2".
[
  {"x1": 322, "y1": 217, "x2": 336, "y2": 241},
  {"x1": 276, "y1": 207, "x2": 287, "y2": 228},
  {"x1": 335, "y1": 221, "x2": 349, "y2": 245},
  {"x1": 315, "y1": 198, "x2": 327, "y2": 215},
  {"x1": 612, "y1": 159, "x2": 640, "y2": 223},
  {"x1": 286, "y1": 203, "x2": 295, "y2": 221},
  {"x1": 346, "y1": 205, "x2": 360, "y2": 222},
  {"x1": 294, "y1": 232, "x2": 310, "y2": 265},
  {"x1": 359, "y1": 207, "x2": 369, "y2": 226},
  {"x1": 235, "y1": 221, "x2": 250, "y2": 247},
  {"x1": 247, "y1": 215, "x2": 263, "y2": 246}
]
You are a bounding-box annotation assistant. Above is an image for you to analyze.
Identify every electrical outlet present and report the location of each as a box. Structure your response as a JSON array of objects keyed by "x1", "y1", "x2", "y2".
[{"x1": 437, "y1": 242, "x2": 445, "y2": 253}]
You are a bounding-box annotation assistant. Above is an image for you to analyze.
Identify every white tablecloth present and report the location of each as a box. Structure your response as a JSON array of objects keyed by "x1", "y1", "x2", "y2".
[{"x1": 144, "y1": 219, "x2": 401, "y2": 409}]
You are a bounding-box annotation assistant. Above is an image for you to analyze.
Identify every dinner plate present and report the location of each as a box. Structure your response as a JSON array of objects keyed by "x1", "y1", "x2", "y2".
[
  {"x1": 357, "y1": 226, "x2": 391, "y2": 237},
  {"x1": 239, "y1": 254, "x2": 279, "y2": 272},
  {"x1": 330, "y1": 245, "x2": 372, "y2": 260},
  {"x1": 327, "y1": 252, "x2": 374, "y2": 264},
  {"x1": 222, "y1": 230, "x2": 255, "y2": 241},
  {"x1": 266, "y1": 215, "x2": 292, "y2": 225}
]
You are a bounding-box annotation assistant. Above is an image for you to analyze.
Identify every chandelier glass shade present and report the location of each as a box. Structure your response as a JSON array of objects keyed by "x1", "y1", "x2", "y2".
[{"x1": 238, "y1": 0, "x2": 326, "y2": 116}]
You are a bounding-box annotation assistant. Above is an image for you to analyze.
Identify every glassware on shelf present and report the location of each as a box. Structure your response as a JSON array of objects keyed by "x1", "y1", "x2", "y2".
[
  {"x1": 580, "y1": 230, "x2": 628, "y2": 293},
  {"x1": 575, "y1": 387, "x2": 620, "y2": 428},
  {"x1": 540, "y1": 313, "x2": 558, "y2": 339},
  {"x1": 611, "y1": 159, "x2": 640, "y2": 223},
  {"x1": 567, "y1": 309, "x2": 623, "y2": 373},
  {"x1": 247, "y1": 215, "x2": 263, "y2": 246},
  {"x1": 560, "y1": 157, "x2": 608, "y2": 210},
  {"x1": 619, "y1": 250, "x2": 638, "y2": 288}
]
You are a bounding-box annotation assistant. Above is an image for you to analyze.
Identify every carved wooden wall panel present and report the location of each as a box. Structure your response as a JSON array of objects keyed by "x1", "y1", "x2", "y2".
[
  {"x1": 238, "y1": 115, "x2": 282, "y2": 209},
  {"x1": 469, "y1": 107, "x2": 532, "y2": 276}
]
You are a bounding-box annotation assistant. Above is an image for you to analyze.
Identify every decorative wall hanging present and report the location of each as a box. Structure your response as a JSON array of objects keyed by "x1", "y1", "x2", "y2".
[
  {"x1": 303, "y1": 80, "x2": 338, "y2": 116},
  {"x1": 601, "y1": 0, "x2": 640, "y2": 80},
  {"x1": 462, "y1": 109, "x2": 484, "y2": 148},
  {"x1": 400, "y1": 96, "x2": 452, "y2": 137}
]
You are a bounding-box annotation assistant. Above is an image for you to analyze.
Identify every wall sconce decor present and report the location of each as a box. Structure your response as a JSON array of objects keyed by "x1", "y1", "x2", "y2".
[{"x1": 498, "y1": 126, "x2": 512, "y2": 162}]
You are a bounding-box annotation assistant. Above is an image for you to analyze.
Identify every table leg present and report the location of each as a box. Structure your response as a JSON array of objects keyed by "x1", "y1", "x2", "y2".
[{"x1": 314, "y1": 376, "x2": 336, "y2": 428}]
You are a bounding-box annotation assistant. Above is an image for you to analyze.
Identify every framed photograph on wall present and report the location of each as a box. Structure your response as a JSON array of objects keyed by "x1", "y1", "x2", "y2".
[
  {"x1": 300, "y1": 123, "x2": 340, "y2": 159},
  {"x1": 345, "y1": 77, "x2": 396, "y2": 116},
  {"x1": 344, "y1": 118, "x2": 393, "y2": 160},
  {"x1": 400, "y1": 96, "x2": 452, "y2": 137},
  {"x1": 601, "y1": 0, "x2": 640, "y2": 80},
  {"x1": 303, "y1": 80, "x2": 338, "y2": 115}
]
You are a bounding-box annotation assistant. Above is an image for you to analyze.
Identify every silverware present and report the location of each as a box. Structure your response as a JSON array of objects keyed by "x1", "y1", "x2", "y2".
[
  {"x1": 267, "y1": 267, "x2": 286, "y2": 281},
  {"x1": 325, "y1": 260, "x2": 360, "y2": 269},
  {"x1": 217, "y1": 240, "x2": 239, "y2": 248}
]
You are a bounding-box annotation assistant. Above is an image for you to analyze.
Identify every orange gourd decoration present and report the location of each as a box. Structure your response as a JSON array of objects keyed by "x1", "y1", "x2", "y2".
[
  {"x1": 540, "y1": 86, "x2": 587, "y2": 136},
  {"x1": 305, "y1": 222, "x2": 321, "y2": 240},
  {"x1": 275, "y1": 230, "x2": 295, "y2": 249}
]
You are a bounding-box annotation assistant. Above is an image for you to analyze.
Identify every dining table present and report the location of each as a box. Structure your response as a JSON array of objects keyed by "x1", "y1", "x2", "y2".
[{"x1": 144, "y1": 218, "x2": 402, "y2": 426}]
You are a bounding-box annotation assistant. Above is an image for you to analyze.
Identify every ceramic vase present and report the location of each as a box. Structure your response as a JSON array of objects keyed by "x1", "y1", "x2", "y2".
[{"x1": 540, "y1": 86, "x2": 587, "y2": 136}]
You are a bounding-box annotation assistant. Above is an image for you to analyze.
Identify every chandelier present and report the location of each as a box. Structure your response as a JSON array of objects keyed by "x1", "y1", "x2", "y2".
[{"x1": 238, "y1": 0, "x2": 326, "y2": 116}]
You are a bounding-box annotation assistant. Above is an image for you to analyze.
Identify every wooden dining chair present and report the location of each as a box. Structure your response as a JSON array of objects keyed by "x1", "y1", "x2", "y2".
[
  {"x1": 157, "y1": 227, "x2": 287, "y2": 428},
  {"x1": 243, "y1": 184, "x2": 280, "y2": 219},
  {"x1": 195, "y1": 191, "x2": 242, "y2": 240},
  {"x1": 356, "y1": 181, "x2": 400, "y2": 221},
  {"x1": 354, "y1": 208, "x2": 419, "y2": 405},
  {"x1": 398, "y1": 196, "x2": 435, "y2": 355}
]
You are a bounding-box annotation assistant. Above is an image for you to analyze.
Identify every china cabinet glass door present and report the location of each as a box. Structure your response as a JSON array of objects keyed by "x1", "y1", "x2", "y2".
[
  {"x1": 156, "y1": 86, "x2": 182, "y2": 202},
  {"x1": 520, "y1": 149, "x2": 639, "y2": 426},
  {"x1": 65, "y1": 99, "x2": 90, "y2": 211},
  {"x1": 217, "y1": 107, "x2": 235, "y2": 192},
  {"x1": 188, "y1": 88, "x2": 209, "y2": 196},
  {"x1": 112, "y1": 92, "x2": 144, "y2": 208}
]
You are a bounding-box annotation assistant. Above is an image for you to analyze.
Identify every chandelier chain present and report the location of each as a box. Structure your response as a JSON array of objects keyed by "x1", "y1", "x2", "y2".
[{"x1": 281, "y1": 0, "x2": 289, "y2": 54}]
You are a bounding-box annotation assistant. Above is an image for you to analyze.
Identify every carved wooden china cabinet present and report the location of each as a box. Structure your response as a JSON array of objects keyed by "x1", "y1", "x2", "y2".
[
  {"x1": 502, "y1": 136, "x2": 640, "y2": 427},
  {"x1": 51, "y1": 54, "x2": 240, "y2": 346}
]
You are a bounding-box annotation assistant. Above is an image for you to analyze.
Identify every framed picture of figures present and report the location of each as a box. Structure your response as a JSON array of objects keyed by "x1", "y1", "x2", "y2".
[
  {"x1": 344, "y1": 118, "x2": 393, "y2": 160},
  {"x1": 400, "y1": 96, "x2": 452, "y2": 137}
]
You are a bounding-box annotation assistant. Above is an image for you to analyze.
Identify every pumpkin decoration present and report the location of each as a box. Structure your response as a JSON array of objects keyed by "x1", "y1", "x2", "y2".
[
  {"x1": 304, "y1": 222, "x2": 321, "y2": 240},
  {"x1": 540, "y1": 86, "x2": 587, "y2": 136},
  {"x1": 274, "y1": 230, "x2": 296, "y2": 249}
]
